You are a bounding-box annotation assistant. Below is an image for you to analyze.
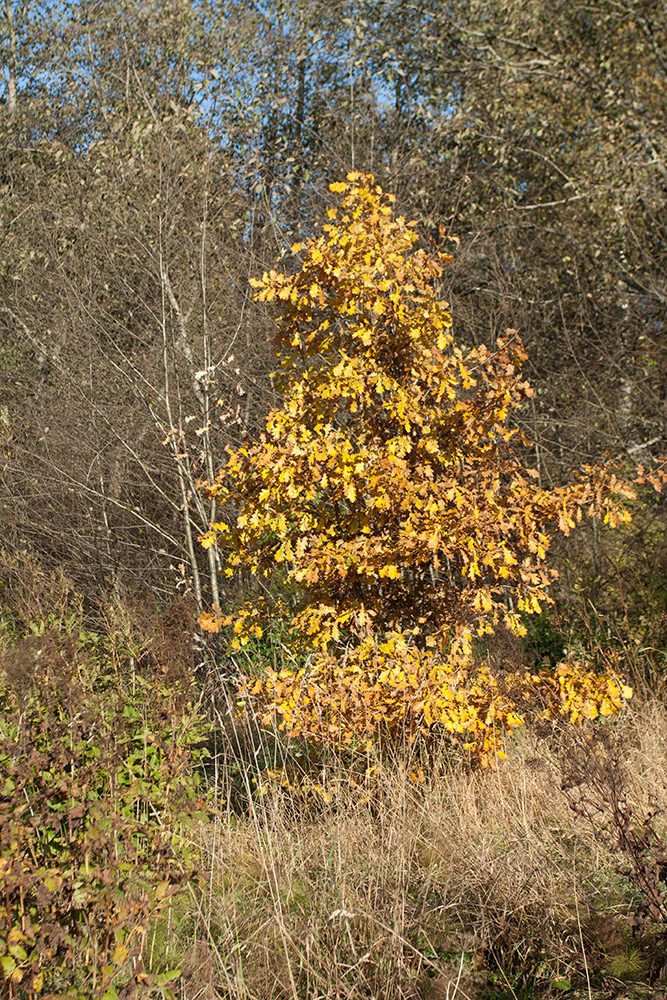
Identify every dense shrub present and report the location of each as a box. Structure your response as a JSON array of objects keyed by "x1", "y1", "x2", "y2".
[{"x1": 0, "y1": 619, "x2": 209, "y2": 998}]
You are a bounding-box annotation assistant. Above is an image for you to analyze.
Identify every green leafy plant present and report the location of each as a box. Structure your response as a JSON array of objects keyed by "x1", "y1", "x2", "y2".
[{"x1": 0, "y1": 621, "x2": 209, "y2": 998}]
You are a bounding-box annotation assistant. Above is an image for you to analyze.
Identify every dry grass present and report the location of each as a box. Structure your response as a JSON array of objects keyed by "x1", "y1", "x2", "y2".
[
  {"x1": 2, "y1": 573, "x2": 663, "y2": 998},
  {"x1": 153, "y1": 695, "x2": 667, "y2": 1000}
]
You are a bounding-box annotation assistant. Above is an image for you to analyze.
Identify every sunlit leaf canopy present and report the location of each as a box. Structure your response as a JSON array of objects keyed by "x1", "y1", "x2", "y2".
[
  {"x1": 199, "y1": 172, "x2": 634, "y2": 653},
  {"x1": 195, "y1": 172, "x2": 640, "y2": 765}
]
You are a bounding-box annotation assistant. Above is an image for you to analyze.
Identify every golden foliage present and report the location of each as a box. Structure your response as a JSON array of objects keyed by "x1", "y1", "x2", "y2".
[{"x1": 199, "y1": 172, "x2": 637, "y2": 763}]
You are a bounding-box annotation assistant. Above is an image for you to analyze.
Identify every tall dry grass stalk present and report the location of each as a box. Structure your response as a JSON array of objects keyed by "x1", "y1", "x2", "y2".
[{"x1": 160, "y1": 694, "x2": 667, "y2": 1000}]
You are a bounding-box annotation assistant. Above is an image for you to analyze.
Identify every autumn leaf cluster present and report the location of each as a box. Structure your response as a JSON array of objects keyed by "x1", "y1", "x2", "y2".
[{"x1": 199, "y1": 172, "x2": 637, "y2": 763}]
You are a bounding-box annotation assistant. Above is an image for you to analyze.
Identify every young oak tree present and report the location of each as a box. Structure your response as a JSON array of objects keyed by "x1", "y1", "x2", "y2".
[{"x1": 199, "y1": 173, "x2": 636, "y2": 765}]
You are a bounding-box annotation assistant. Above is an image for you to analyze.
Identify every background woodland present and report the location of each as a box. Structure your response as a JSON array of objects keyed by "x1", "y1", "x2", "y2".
[{"x1": 1, "y1": 0, "x2": 665, "y2": 627}]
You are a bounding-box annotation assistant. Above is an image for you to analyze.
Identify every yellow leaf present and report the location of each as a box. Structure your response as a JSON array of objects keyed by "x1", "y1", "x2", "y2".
[{"x1": 112, "y1": 942, "x2": 129, "y2": 965}]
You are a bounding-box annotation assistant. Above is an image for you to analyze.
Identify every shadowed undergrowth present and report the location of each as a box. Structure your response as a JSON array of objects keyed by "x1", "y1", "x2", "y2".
[{"x1": 1, "y1": 570, "x2": 666, "y2": 998}]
